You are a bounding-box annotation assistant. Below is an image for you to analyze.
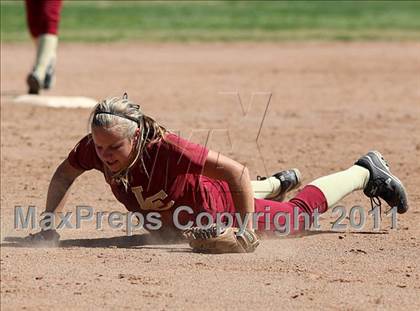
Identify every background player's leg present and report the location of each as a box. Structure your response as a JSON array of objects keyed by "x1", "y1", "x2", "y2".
[
  {"x1": 32, "y1": 34, "x2": 58, "y2": 85},
  {"x1": 26, "y1": 0, "x2": 62, "y2": 94},
  {"x1": 25, "y1": 0, "x2": 41, "y2": 38}
]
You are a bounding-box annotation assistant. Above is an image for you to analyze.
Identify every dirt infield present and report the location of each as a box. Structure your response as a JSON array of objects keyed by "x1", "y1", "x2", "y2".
[{"x1": 1, "y1": 42, "x2": 419, "y2": 310}]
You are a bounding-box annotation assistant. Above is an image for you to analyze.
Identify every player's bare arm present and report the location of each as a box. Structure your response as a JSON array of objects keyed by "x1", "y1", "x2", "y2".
[
  {"x1": 45, "y1": 159, "x2": 84, "y2": 214},
  {"x1": 202, "y1": 150, "x2": 255, "y2": 230},
  {"x1": 27, "y1": 159, "x2": 84, "y2": 241}
]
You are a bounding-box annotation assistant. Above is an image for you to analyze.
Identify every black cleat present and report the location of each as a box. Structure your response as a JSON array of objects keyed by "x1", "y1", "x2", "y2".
[
  {"x1": 43, "y1": 63, "x2": 55, "y2": 90},
  {"x1": 258, "y1": 168, "x2": 302, "y2": 201},
  {"x1": 26, "y1": 73, "x2": 42, "y2": 94},
  {"x1": 355, "y1": 151, "x2": 408, "y2": 214}
]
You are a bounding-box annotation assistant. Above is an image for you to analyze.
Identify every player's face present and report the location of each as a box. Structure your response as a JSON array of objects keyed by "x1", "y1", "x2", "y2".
[{"x1": 91, "y1": 126, "x2": 135, "y2": 173}]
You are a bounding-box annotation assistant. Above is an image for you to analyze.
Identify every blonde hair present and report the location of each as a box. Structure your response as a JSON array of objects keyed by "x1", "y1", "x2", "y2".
[{"x1": 89, "y1": 94, "x2": 167, "y2": 189}]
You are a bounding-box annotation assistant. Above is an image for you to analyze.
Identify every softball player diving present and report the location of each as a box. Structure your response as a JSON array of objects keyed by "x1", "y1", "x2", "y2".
[{"x1": 27, "y1": 94, "x2": 408, "y2": 253}]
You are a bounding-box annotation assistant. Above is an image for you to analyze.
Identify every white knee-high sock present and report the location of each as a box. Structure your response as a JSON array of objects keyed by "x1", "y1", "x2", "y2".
[
  {"x1": 251, "y1": 177, "x2": 281, "y2": 199},
  {"x1": 309, "y1": 165, "x2": 370, "y2": 208},
  {"x1": 33, "y1": 34, "x2": 58, "y2": 80}
]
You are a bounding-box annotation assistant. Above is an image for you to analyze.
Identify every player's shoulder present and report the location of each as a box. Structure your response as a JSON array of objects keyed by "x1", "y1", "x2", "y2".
[
  {"x1": 146, "y1": 132, "x2": 179, "y2": 151},
  {"x1": 161, "y1": 132, "x2": 208, "y2": 159},
  {"x1": 80, "y1": 133, "x2": 93, "y2": 144},
  {"x1": 72, "y1": 133, "x2": 94, "y2": 153},
  {"x1": 163, "y1": 132, "x2": 196, "y2": 149},
  {"x1": 145, "y1": 132, "x2": 207, "y2": 159}
]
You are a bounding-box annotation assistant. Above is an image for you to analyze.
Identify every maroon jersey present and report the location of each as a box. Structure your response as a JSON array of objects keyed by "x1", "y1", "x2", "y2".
[{"x1": 68, "y1": 133, "x2": 235, "y2": 227}]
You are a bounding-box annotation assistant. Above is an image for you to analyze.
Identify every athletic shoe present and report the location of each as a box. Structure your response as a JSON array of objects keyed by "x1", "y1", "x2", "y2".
[
  {"x1": 26, "y1": 73, "x2": 42, "y2": 95},
  {"x1": 257, "y1": 168, "x2": 302, "y2": 201},
  {"x1": 355, "y1": 151, "x2": 408, "y2": 214},
  {"x1": 43, "y1": 63, "x2": 55, "y2": 90}
]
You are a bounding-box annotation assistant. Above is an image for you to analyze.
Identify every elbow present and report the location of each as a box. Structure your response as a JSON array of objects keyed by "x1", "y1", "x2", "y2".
[
  {"x1": 229, "y1": 163, "x2": 250, "y2": 185},
  {"x1": 240, "y1": 165, "x2": 250, "y2": 181},
  {"x1": 226, "y1": 164, "x2": 251, "y2": 194}
]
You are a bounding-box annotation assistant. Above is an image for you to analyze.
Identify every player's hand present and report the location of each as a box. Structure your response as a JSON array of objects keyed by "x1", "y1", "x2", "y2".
[{"x1": 25, "y1": 229, "x2": 60, "y2": 244}]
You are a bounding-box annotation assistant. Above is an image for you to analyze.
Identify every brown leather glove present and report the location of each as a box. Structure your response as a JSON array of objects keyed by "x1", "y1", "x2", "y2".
[{"x1": 183, "y1": 224, "x2": 259, "y2": 254}]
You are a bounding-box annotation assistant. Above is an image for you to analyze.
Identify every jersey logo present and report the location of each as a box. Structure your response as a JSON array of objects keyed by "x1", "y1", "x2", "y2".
[{"x1": 131, "y1": 186, "x2": 174, "y2": 211}]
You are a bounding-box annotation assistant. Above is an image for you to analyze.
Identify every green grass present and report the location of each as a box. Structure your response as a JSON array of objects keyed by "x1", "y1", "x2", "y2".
[{"x1": 1, "y1": 1, "x2": 420, "y2": 42}]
